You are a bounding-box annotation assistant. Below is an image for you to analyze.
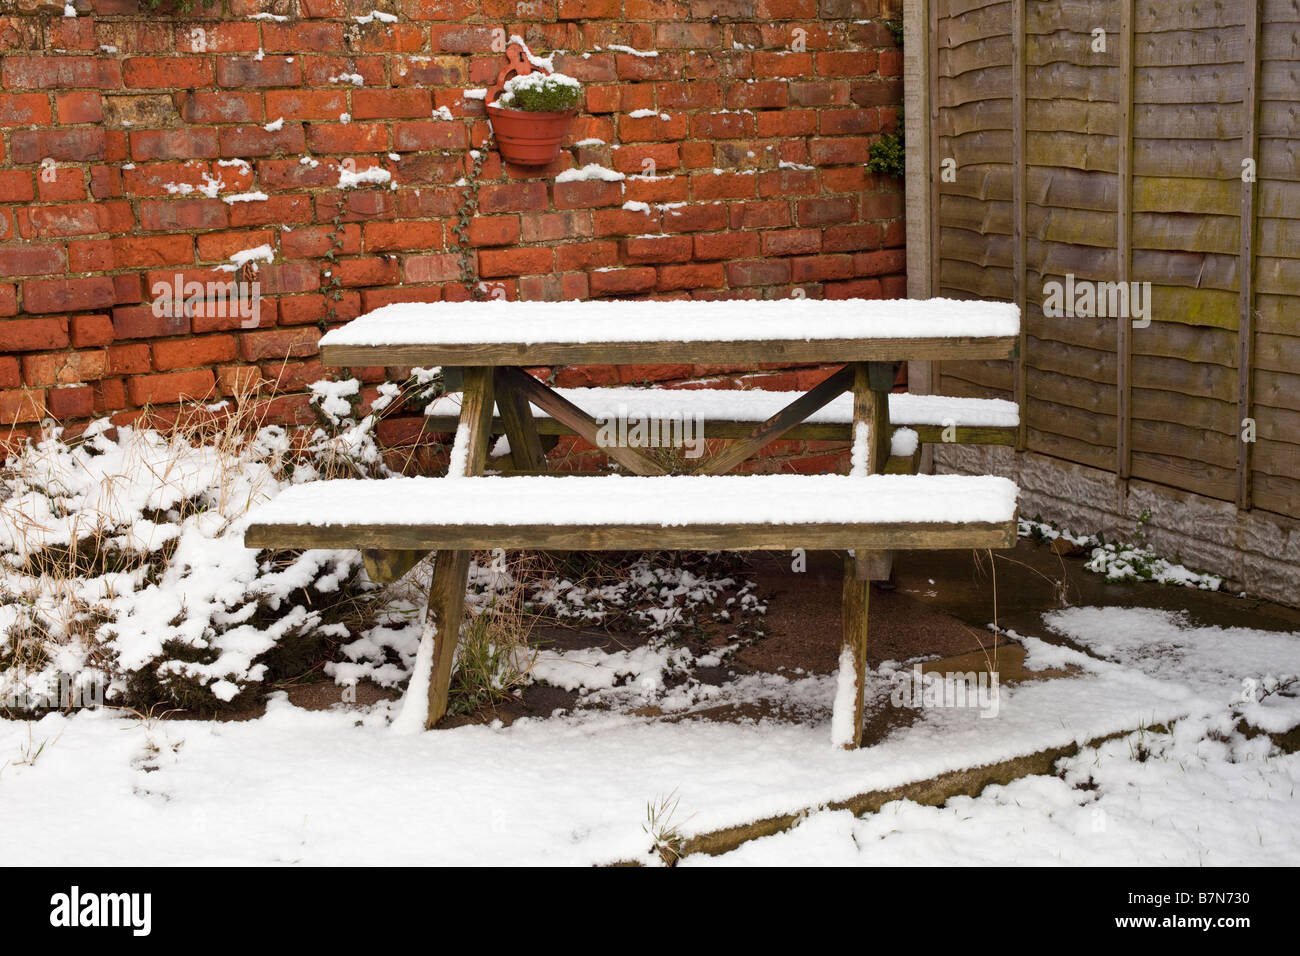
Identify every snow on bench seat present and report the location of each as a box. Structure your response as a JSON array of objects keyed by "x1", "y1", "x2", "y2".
[
  {"x1": 425, "y1": 388, "x2": 1021, "y2": 430},
  {"x1": 244, "y1": 474, "x2": 1019, "y2": 552},
  {"x1": 318, "y1": 299, "x2": 1020, "y2": 365}
]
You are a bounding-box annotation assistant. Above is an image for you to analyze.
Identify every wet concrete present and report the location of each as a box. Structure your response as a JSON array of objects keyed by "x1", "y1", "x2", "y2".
[{"x1": 891, "y1": 538, "x2": 1300, "y2": 646}]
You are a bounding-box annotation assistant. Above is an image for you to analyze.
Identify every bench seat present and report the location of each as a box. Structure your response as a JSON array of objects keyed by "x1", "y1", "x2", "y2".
[
  {"x1": 244, "y1": 473, "x2": 1019, "y2": 552},
  {"x1": 424, "y1": 388, "x2": 1020, "y2": 446}
]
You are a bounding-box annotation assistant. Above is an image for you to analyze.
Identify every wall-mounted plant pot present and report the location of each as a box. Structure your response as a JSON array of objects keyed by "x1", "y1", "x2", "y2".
[{"x1": 486, "y1": 105, "x2": 576, "y2": 167}]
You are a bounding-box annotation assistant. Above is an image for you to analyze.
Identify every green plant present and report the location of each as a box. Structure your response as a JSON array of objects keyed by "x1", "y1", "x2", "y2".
[
  {"x1": 320, "y1": 214, "x2": 347, "y2": 332},
  {"x1": 867, "y1": 127, "x2": 905, "y2": 178},
  {"x1": 447, "y1": 563, "x2": 537, "y2": 716},
  {"x1": 886, "y1": 20, "x2": 904, "y2": 45},
  {"x1": 449, "y1": 139, "x2": 493, "y2": 300},
  {"x1": 495, "y1": 72, "x2": 583, "y2": 113}
]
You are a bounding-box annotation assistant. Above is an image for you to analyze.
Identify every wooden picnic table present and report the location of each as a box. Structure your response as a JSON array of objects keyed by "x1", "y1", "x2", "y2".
[{"x1": 246, "y1": 297, "x2": 1021, "y2": 746}]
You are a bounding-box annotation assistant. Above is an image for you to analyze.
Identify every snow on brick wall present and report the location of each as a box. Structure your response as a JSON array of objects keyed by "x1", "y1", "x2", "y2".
[{"x1": 0, "y1": 0, "x2": 904, "y2": 447}]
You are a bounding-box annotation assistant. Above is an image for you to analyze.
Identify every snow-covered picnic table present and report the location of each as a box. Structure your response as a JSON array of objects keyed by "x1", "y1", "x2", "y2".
[{"x1": 247, "y1": 297, "x2": 1022, "y2": 747}]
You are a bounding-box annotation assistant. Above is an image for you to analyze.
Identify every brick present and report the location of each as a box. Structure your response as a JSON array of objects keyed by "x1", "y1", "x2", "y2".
[
  {"x1": 589, "y1": 267, "x2": 657, "y2": 295},
  {"x1": 393, "y1": 121, "x2": 468, "y2": 151},
  {"x1": 853, "y1": 249, "x2": 906, "y2": 275},
  {"x1": 307, "y1": 123, "x2": 390, "y2": 154},
  {"x1": 352, "y1": 89, "x2": 432, "y2": 120},
  {"x1": 71, "y1": 314, "x2": 115, "y2": 348},
  {"x1": 0, "y1": 244, "x2": 66, "y2": 277},
  {"x1": 823, "y1": 223, "x2": 883, "y2": 252},
  {"x1": 791, "y1": 253, "x2": 855, "y2": 282},
  {"x1": 196, "y1": 229, "x2": 275, "y2": 263},
  {"x1": 691, "y1": 171, "x2": 757, "y2": 201},
  {"x1": 522, "y1": 210, "x2": 595, "y2": 242},
  {"x1": 0, "y1": 93, "x2": 52, "y2": 126},
  {"x1": 138, "y1": 199, "x2": 229, "y2": 232},
  {"x1": 130, "y1": 128, "x2": 219, "y2": 162},
  {"x1": 466, "y1": 216, "x2": 520, "y2": 247},
  {"x1": 216, "y1": 56, "x2": 301, "y2": 88},
  {"x1": 479, "y1": 247, "x2": 555, "y2": 277},
  {"x1": 757, "y1": 167, "x2": 819, "y2": 197},
  {"x1": 240, "y1": 328, "x2": 321, "y2": 362},
  {"x1": 762, "y1": 228, "x2": 821, "y2": 256},
  {"x1": 810, "y1": 137, "x2": 871, "y2": 166},
  {"x1": 261, "y1": 21, "x2": 345, "y2": 51},
  {"x1": 113, "y1": 235, "x2": 196, "y2": 269},
  {"x1": 334, "y1": 256, "x2": 400, "y2": 287},
  {"x1": 817, "y1": 50, "x2": 878, "y2": 78},
  {"x1": 0, "y1": 171, "x2": 34, "y2": 203},
  {"x1": 22, "y1": 350, "x2": 107, "y2": 387},
  {"x1": 23, "y1": 278, "x2": 116, "y2": 314},
  {"x1": 10, "y1": 129, "x2": 106, "y2": 164},
  {"x1": 555, "y1": 240, "x2": 619, "y2": 272},
  {"x1": 400, "y1": 253, "x2": 458, "y2": 284},
  {"x1": 693, "y1": 232, "x2": 760, "y2": 260},
  {"x1": 660, "y1": 202, "x2": 728, "y2": 232},
  {"x1": 554, "y1": 180, "x2": 624, "y2": 210},
  {"x1": 107, "y1": 342, "x2": 152, "y2": 375},
  {"x1": 0, "y1": 388, "x2": 46, "y2": 423},
  {"x1": 819, "y1": 109, "x2": 881, "y2": 136},
  {"x1": 479, "y1": 182, "x2": 549, "y2": 214},
  {"x1": 825, "y1": 278, "x2": 882, "y2": 300},
  {"x1": 619, "y1": 112, "x2": 689, "y2": 143},
  {"x1": 725, "y1": 259, "x2": 791, "y2": 287},
  {"x1": 798, "y1": 195, "x2": 858, "y2": 226},
  {"x1": 124, "y1": 56, "x2": 214, "y2": 89},
  {"x1": 230, "y1": 194, "x2": 313, "y2": 228},
  {"x1": 37, "y1": 166, "x2": 88, "y2": 202},
  {"x1": 152, "y1": 335, "x2": 238, "y2": 371},
  {"x1": 127, "y1": 369, "x2": 216, "y2": 407},
  {"x1": 113, "y1": 304, "x2": 189, "y2": 340},
  {"x1": 1, "y1": 316, "x2": 70, "y2": 352},
  {"x1": 622, "y1": 235, "x2": 693, "y2": 264},
  {"x1": 218, "y1": 124, "x2": 306, "y2": 157},
  {"x1": 281, "y1": 224, "x2": 361, "y2": 259},
  {"x1": 264, "y1": 89, "x2": 346, "y2": 121},
  {"x1": 0, "y1": 356, "x2": 17, "y2": 389},
  {"x1": 178, "y1": 90, "x2": 264, "y2": 124},
  {"x1": 2, "y1": 57, "x2": 121, "y2": 90},
  {"x1": 657, "y1": 263, "x2": 725, "y2": 291},
  {"x1": 47, "y1": 384, "x2": 95, "y2": 420}
]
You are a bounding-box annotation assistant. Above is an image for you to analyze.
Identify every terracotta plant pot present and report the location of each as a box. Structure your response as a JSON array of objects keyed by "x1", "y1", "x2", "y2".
[{"x1": 486, "y1": 104, "x2": 576, "y2": 167}]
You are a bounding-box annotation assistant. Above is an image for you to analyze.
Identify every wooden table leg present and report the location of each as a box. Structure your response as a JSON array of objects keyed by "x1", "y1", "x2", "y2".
[
  {"x1": 834, "y1": 361, "x2": 897, "y2": 748},
  {"x1": 837, "y1": 551, "x2": 870, "y2": 749},
  {"x1": 425, "y1": 365, "x2": 495, "y2": 729},
  {"x1": 494, "y1": 367, "x2": 547, "y2": 473}
]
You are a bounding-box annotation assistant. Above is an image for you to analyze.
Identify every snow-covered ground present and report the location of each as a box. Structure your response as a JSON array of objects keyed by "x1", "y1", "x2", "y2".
[{"x1": 2, "y1": 608, "x2": 1295, "y2": 866}]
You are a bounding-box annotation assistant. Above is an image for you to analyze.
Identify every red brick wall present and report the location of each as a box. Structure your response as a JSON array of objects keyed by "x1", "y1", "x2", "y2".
[{"x1": 0, "y1": 0, "x2": 904, "y2": 450}]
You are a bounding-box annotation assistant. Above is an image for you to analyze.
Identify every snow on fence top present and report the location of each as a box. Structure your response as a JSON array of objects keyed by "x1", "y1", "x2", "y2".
[
  {"x1": 425, "y1": 388, "x2": 1021, "y2": 429},
  {"x1": 319, "y1": 298, "x2": 1020, "y2": 348},
  {"x1": 248, "y1": 474, "x2": 1019, "y2": 530}
]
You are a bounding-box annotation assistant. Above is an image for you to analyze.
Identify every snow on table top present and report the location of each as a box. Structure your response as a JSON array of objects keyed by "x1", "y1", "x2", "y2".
[
  {"x1": 248, "y1": 474, "x2": 1018, "y2": 529},
  {"x1": 426, "y1": 387, "x2": 1021, "y2": 428},
  {"x1": 319, "y1": 298, "x2": 1020, "y2": 348}
]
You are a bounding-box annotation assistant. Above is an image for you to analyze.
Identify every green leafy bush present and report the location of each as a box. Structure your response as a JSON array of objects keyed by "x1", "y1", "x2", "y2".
[
  {"x1": 496, "y1": 72, "x2": 583, "y2": 113},
  {"x1": 867, "y1": 128, "x2": 905, "y2": 178}
]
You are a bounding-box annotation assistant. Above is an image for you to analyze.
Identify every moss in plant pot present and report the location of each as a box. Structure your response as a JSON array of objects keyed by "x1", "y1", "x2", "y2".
[{"x1": 493, "y1": 71, "x2": 583, "y2": 113}]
